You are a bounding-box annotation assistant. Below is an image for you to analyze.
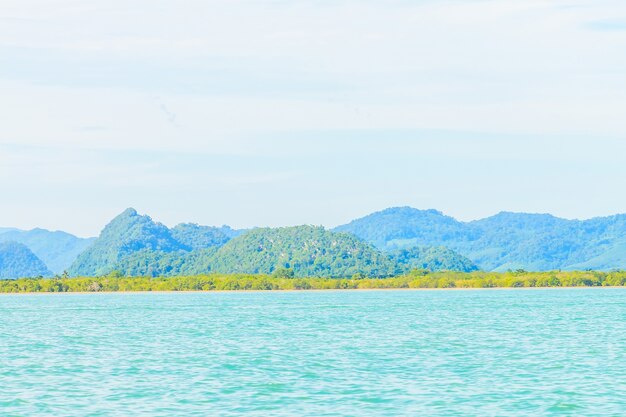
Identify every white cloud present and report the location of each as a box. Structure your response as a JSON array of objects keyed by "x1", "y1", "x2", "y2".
[{"x1": 1, "y1": 0, "x2": 626, "y2": 233}]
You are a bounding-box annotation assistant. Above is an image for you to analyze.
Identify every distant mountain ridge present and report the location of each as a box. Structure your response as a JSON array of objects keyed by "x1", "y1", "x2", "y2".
[
  {"x1": 171, "y1": 223, "x2": 232, "y2": 250},
  {"x1": 66, "y1": 208, "x2": 477, "y2": 278},
  {"x1": 68, "y1": 209, "x2": 248, "y2": 277},
  {"x1": 334, "y1": 207, "x2": 626, "y2": 271},
  {"x1": 7, "y1": 205, "x2": 626, "y2": 278},
  {"x1": 0, "y1": 210, "x2": 248, "y2": 279},
  {"x1": 69, "y1": 208, "x2": 188, "y2": 276},
  {"x1": 0, "y1": 241, "x2": 51, "y2": 279},
  {"x1": 0, "y1": 228, "x2": 94, "y2": 274},
  {"x1": 388, "y1": 246, "x2": 479, "y2": 273}
]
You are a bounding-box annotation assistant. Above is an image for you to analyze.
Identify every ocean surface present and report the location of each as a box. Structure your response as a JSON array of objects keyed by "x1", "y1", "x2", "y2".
[{"x1": 1, "y1": 289, "x2": 626, "y2": 416}]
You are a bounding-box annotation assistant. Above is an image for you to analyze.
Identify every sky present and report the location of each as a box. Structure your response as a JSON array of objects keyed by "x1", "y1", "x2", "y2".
[{"x1": 1, "y1": 0, "x2": 626, "y2": 237}]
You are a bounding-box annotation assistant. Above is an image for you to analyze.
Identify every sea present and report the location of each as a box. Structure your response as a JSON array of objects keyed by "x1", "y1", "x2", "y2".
[{"x1": 1, "y1": 288, "x2": 625, "y2": 416}]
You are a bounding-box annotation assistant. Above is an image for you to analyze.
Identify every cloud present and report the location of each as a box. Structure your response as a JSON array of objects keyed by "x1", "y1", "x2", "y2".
[
  {"x1": 1, "y1": 0, "x2": 625, "y2": 139},
  {"x1": 2, "y1": 0, "x2": 626, "y2": 234},
  {"x1": 158, "y1": 103, "x2": 179, "y2": 127},
  {"x1": 586, "y1": 19, "x2": 626, "y2": 31}
]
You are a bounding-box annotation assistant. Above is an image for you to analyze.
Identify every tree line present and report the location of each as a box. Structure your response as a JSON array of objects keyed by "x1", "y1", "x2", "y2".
[{"x1": 1, "y1": 269, "x2": 626, "y2": 293}]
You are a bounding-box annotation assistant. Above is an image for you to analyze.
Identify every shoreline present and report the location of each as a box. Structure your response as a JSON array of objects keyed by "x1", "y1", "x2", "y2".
[{"x1": 1, "y1": 286, "x2": 625, "y2": 295}]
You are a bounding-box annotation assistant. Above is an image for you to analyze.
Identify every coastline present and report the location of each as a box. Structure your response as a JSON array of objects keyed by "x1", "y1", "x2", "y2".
[{"x1": 2, "y1": 286, "x2": 625, "y2": 295}]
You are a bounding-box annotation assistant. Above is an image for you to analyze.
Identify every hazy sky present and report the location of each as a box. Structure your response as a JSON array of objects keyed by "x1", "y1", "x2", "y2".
[{"x1": 2, "y1": 0, "x2": 626, "y2": 236}]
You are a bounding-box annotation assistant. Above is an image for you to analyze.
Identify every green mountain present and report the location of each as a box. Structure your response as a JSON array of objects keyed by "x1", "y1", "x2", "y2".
[
  {"x1": 0, "y1": 241, "x2": 51, "y2": 279},
  {"x1": 207, "y1": 226, "x2": 399, "y2": 277},
  {"x1": 67, "y1": 209, "x2": 244, "y2": 277},
  {"x1": 63, "y1": 206, "x2": 626, "y2": 277},
  {"x1": 171, "y1": 223, "x2": 231, "y2": 250},
  {"x1": 334, "y1": 207, "x2": 472, "y2": 250},
  {"x1": 106, "y1": 221, "x2": 476, "y2": 277},
  {"x1": 68, "y1": 208, "x2": 184, "y2": 276},
  {"x1": 108, "y1": 227, "x2": 399, "y2": 278},
  {"x1": 63, "y1": 209, "x2": 484, "y2": 277},
  {"x1": 217, "y1": 225, "x2": 245, "y2": 239},
  {"x1": 335, "y1": 207, "x2": 626, "y2": 271},
  {"x1": 0, "y1": 229, "x2": 94, "y2": 274},
  {"x1": 389, "y1": 246, "x2": 478, "y2": 272}
]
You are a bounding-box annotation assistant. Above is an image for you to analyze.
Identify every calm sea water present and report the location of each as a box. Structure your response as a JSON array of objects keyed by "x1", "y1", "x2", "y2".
[{"x1": 1, "y1": 289, "x2": 626, "y2": 416}]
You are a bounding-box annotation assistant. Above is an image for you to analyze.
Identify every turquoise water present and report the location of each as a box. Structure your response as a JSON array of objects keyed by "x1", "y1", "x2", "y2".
[{"x1": 1, "y1": 289, "x2": 626, "y2": 416}]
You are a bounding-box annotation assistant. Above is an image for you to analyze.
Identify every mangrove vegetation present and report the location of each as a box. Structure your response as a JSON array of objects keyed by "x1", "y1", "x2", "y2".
[{"x1": 2, "y1": 269, "x2": 626, "y2": 293}]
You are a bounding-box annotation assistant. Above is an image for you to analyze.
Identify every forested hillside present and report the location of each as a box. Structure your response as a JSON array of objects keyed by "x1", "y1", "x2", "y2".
[
  {"x1": 106, "y1": 230, "x2": 476, "y2": 278},
  {"x1": 0, "y1": 241, "x2": 51, "y2": 279},
  {"x1": 8, "y1": 205, "x2": 626, "y2": 278},
  {"x1": 170, "y1": 223, "x2": 231, "y2": 250},
  {"x1": 388, "y1": 246, "x2": 478, "y2": 273},
  {"x1": 0, "y1": 228, "x2": 94, "y2": 274},
  {"x1": 335, "y1": 207, "x2": 470, "y2": 249},
  {"x1": 207, "y1": 226, "x2": 398, "y2": 277},
  {"x1": 335, "y1": 207, "x2": 626, "y2": 271},
  {"x1": 62, "y1": 209, "x2": 476, "y2": 278},
  {"x1": 68, "y1": 208, "x2": 185, "y2": 276}
]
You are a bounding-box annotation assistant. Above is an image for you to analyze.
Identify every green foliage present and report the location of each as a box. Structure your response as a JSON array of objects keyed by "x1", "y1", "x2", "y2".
[
  {"x1": 64, "y1": 209, "x2": 483, "y2": 278},
  {"x1": 60, "y1": 207, "x2": 626, "y2": 279},
  {"x1": 2, "y1": 270, "x2": 625, "y2": 293},
  {"x1": 334, "y1": 207, "x2": 626, "y2": 271},
  {"x1": 68, "y1": 208, "x2": 190, "y2": 276},
  {"x1": 273, "y1": 267, "x2": 295, "y2": 278},
  {"x1": 112, "y1": 247, "x2": 220, "y2": 277},
  {"x1": 0, "y1": 241, "x2": 51, "y2": 279},
  {"x1": 11, "y1": 206, "x2": 626, "y2": 279},
  {"x1": 334, "y1": 207, "x2": 468, "y2": 249},
  {"x1": 170, "y1": 223, "x2": 230, "y2": 250},
  {"x1": 389, "y1": 246, "x2": 478, "y2": 272},
  {"x1": 67, "y1": 209, "x2": 241, "y2": 277},
  {"x1": 208, "y1": 225, "x2": 400, "y2": 277},
  {"x1": 216, "y1": 225, "x2": 245, "y2": 239},
  {"x1": 109, "y1": 249, "x2": 187, "y2": 277}
]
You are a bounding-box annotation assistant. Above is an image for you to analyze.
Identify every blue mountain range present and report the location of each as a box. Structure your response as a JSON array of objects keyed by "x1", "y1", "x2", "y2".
[{"x1": 4, "y1": 206, "x2": 626, "y2": 278}]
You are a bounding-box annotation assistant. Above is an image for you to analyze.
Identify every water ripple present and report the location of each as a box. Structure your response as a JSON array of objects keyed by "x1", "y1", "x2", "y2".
[{"x1": 1, "y1": 289, "x2": 626, "y2": 416}]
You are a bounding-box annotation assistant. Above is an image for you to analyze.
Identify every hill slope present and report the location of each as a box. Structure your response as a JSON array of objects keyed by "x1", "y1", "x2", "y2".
[
  {"x1": 0, "y1": 229, "x2": 94, "y2": 274},
  {"x1": 68, "y1": 209, "x2": 243, "y2": 277},
  {"x1": 109, "y1": 234, "x2": 476, "y2": 278},
  {"x1": 170, "y1": 223, "x2": 231, "y2": 250},
  {"x1": 389, "y1": 246, "x2": 479, "y2": 272},
  {"x1": 335, "y1": 207, "x2": 626, "y2": 271},
  {"x1": 0, "y1": 241, "x2": 52, "y2": 279},
  {"x1": 334, "y1": 207, "x2": 472, "y2": 250},
  {"x1": 63, "y1": 206, "x2": 626, "y2": 276},
  {"x1": 68, "y1": 208, "x2": 184, "y2": 276},
  {"x1": 207, "y1": 226, "x2": 399, "y2": 277}
]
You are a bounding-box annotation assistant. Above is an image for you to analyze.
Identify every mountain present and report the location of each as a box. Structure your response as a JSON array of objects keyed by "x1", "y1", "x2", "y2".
[
  {"x1": 73, "y1": 208, "x2": 411, "y2": 278},
  {"x1": 335, "y1": 207, "x2": 626, "y2": 271},
  {"x1": 217, "y1": 225, "x2": 245, "y2": 239},
  {"x1": 0, "y1": 241, "x2": 51, "y2": 279},
  {"x1": 0, "y1": 229, "x2": 95, "y2": 274},
  {"x1": 171, "y1": 223, "x2": 231, "y2": 250},
  {"x1": 389, "y1": 246, "x2": 479, "y2": 272},
  {"x1": 108, "y1": 226, "x2": 401, "y2": 278},
  {"x1": 68, "y1": 208, "x2": 185, "y2": 276},
  {"x1": 463, "y1": 212, "x2": 583, "y2": 271},
  {"x1": 68, "y1": 208, "x2": 243, "y2": 277},
  {"x1": 107, "y1": 224, "x2": 477, "y2": 277},
  {"x1": 206, "y1": 226, "x2": 399, "y2": 277},
  {"x1": 334, "y1": 207, "x2": 472, "y2": 250},
  {"x1": 63, "y1": 206, "x2": 626, "y2": 276}
]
